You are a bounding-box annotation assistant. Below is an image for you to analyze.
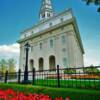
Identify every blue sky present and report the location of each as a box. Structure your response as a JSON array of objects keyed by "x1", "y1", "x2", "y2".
[{"x1": 0, "y1": 0, "x2": 100, "y2": 66}]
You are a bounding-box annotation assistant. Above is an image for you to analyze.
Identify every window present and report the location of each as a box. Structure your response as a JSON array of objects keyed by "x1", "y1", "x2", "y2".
[
  {"x1": 32, "y1": 31, "x2": 34, "y2": 34},
  {"x1": 49, "y1": 22, "x2": 52, "y2": 26},
  {"x1": 23, "y1": 64, "x2": 25, "y2": 70},
  {"x1": 47, "y1": 13, "x2": 50, "y2": 17},
  {"x1": 40, "y1": 43, "x2": 42, "y2": 50},
  {"x1": 49, "y1": 56, "x2": 56, "y2": 70},
  {"x1": 62, "y1": 48, "x2": 66, "y2": 52},
  {"x1": 61, "y1": 18, "x2": 64, "y2": 22},
  {"x1": 39, "y1": 58, "x2": 44, "y2": 71},
  {"x1": 61, "y1": 35, "x2": 66, "y2": 44},
  {"x1": 30, "y1": 59, "x2": 34, "y2": 71},
  {"x1": 30, "y1": 46, "x2": 33, "y2": 52},
  {"x1": 42, "y1": 13, "x2": 45, "y2": 18},
  {"x1": 50, "y1": 39, "x2": 53, "y2": 48},
  {"x1": 63, "y1": 57, "x2": 67, "y2": 68}
]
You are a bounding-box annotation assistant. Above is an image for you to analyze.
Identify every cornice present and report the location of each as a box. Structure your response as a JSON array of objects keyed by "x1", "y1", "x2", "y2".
[{"x1": 17, "y1": 18, "x2": 73, "y2": 43}]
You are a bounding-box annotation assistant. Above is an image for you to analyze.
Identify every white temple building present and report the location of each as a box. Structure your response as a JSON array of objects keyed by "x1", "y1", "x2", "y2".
[{"x1": 18, "y1": 0, "x2": 84, "y2": 71}]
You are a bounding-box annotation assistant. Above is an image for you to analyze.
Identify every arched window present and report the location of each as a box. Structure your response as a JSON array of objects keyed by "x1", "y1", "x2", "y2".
[
  {"x1": 30, "y1": 59, "x2": 34, "y2": 71},
  {"x1": 49, "y1": 55, "x2": 56, "y2": 70},
  {"x1": 39, "y1": 58, "x2": 44, "y2": 71}
]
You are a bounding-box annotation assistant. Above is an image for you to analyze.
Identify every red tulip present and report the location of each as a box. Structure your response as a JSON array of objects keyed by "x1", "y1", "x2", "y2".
[
  {"x1": 5, "y1": 89, "x2": 16, "y2": 96},
  {"x1": 11, "y1": 96, "x2": 18, "y2": 100},
  {"x1": 55, "y1": 97, "x2": 63, "y2": 100},
  {"x1": 0, "y1": 90, "x2": 7, "y2": 100},
  {"x1": 39, "y1": 94, "x2": 52, "y2": 100},
  {"x1": 0, "y1": 89, "x2": 70, "y2": 100},
  {"x1": 17, "y1": 92, "x2": 27, "y2": 100},
  {"x1": 66, "y1": 97, "x2": 70, "y2": 100},
  {"x1": 27, "y1": 93, "x2": 38, "y2": 100}
]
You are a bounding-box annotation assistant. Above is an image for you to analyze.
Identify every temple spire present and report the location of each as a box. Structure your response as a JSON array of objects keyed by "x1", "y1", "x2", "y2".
[{"x1": 39, "y1": 0, "x2": 54, "y2": 21}]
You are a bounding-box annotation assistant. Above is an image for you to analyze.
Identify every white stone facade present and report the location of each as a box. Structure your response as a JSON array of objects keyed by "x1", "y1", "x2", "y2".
[{"x1": 18, "y1": 2, "x2": 84, "y2": 71}]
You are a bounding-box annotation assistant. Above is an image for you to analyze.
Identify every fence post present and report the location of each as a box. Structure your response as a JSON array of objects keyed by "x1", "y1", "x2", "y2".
[
  {"x1": 57, "y1": 65, "x2": 60, "y2": 87},
  {"x1": 4, "y1": 70, "x2": 8, "y2": 83},
  {"x1": 18, "y1": 69, "x2": 21, "y2": 84},
  {"x1": 32, "y1": 67, "x2": 35, "y2": 85}
]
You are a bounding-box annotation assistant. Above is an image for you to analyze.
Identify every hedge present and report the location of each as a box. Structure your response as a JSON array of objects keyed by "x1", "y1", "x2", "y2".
[{"x1": 0, "y1": 83, "x2": 100, "y2": 100}]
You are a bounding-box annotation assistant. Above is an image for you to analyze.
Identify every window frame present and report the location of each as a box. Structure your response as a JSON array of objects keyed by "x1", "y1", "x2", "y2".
[
  {"x1": 39, "y1": 43, "x2": 43, "y2": 50},
  {"x1": 63, "y1": 57, "x2": 67, "y2": 68},
  {"x1": 50, "y1": 39, "x2": 53, "y2": 48},
  {"x1": 61, "y1": 35, "x2": 66, "y2": 44}
]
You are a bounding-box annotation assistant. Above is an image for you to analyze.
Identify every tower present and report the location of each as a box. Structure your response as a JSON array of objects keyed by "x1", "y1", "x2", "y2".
[{"x1": 39, "y1": 0, "x2": 54, "y2": 21}]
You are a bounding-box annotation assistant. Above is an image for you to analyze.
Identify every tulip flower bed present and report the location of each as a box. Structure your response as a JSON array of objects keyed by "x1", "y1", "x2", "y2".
[
  {"x1": 0, "y1": 83, "x2": 100, "y2": 100},
  {"x1": 0, "y1": 89, "x2": 70, "y2": 100}
]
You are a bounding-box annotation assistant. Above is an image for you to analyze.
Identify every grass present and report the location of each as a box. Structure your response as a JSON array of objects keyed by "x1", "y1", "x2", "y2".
[
  {"x1": 0, "y1": 83, "x2": 100, "y2": 100},
  {"x1": 34, "y1": 79, "x2": 100, "y2": 89},
  {"x1": 7, "y1": 78, "x2": 100, "y2": 89}
]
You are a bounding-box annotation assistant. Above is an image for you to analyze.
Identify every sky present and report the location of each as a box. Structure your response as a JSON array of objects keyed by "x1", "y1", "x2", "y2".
[{"x1": 0, "y1": 0, "x2": 100, "y2": 69}]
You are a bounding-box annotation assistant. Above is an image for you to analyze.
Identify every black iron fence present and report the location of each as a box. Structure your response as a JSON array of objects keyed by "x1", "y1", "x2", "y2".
[{"x1": 0, "y1": 65, "x2": 100, "y2": 89}]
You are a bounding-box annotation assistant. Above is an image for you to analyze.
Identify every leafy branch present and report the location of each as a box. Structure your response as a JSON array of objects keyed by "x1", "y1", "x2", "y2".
[{"x1": 82, "y1": 0, "x2": 100, "y2": 12}]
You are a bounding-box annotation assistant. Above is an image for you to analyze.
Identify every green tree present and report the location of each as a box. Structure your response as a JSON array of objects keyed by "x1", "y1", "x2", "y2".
[
  {"x1": 64, "y1": 68, "x2": 76, "y2": 74},
  {"x1": 84, "y1": 65, "x2": 100, "y2": 75},
  {"x1": 7, "y1": 58, "x2": 16, "y2": 79},
  {"x1": 0, "y1": 59, "x2": 7, "y2": 74},
  {"x1": 7, "y1": 58, "x2": 16, "y2": 73},
  {"x1": 83, "y1": 0, "x2": 100, "y2": 12}
]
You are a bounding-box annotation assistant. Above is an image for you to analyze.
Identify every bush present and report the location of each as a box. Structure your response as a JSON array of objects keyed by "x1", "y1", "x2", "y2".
[
  {"x1": 84, "y1": 66, "x2": 100, "y2": 75},
  {"x1": 64, "y1": 68, "x2": 76, "y2": 74}
]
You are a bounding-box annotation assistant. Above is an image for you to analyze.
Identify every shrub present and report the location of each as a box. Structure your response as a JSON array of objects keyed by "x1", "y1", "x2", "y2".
[
  {"x1": 64, "y1": 68, "x2": 76, "y2": 74},
  {"x1": 84, "y1": 65, "x2": 100, "y2": 75}
]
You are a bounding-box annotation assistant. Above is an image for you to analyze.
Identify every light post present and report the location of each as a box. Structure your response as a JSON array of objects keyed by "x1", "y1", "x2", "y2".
[{"x1": 23, "y1": 42, "x2": 30, "y2": 84}]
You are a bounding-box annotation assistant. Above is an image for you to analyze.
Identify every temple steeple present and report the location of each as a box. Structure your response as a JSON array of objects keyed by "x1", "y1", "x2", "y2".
[{"x1": 39, "y1": 0, "x2": 54, "y2": 21}]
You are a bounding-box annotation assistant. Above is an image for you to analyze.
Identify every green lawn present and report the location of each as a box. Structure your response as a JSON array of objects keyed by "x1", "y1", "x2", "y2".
[
  {"x1": 0, "y1": 83, "x2": 100, "y2": 100},
  {"x1": 7, "y1": 78, "x2": 100, "y2": 89},
  {"x1": 34, "y1": 79, "x2": 100, "y2": 89}
]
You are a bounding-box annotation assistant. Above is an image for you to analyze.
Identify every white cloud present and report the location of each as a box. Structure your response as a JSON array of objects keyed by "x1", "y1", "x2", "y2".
[
  {"x1": 0, "y1": 43, "x2": 19, "y2": 53},
  {"x1": 0, "y1": 43, "x2": 20, "y2": 70},
  {"x1": 84, "y1": 48, "x2": 100, "y2": 66},
  {"x1": 84, "y1": 55, "x2": 100, "y2": 66}
]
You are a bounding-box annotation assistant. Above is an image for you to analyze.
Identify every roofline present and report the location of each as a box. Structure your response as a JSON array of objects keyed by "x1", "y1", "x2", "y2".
[
  {"x1": 21, "y1": 8, "x2": 73, "y2": 34},
  {"x1": 17, "y1": 17, "x2": 84, "y2": 54},
  {"x1": 72, "y1": 17, "x2": 85, "y2": 54}
]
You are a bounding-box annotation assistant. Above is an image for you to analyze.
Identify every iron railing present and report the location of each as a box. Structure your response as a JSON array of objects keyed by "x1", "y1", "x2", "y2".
[{"x1": 0, "y1": 65, "x2": 100, "y2": 89}]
